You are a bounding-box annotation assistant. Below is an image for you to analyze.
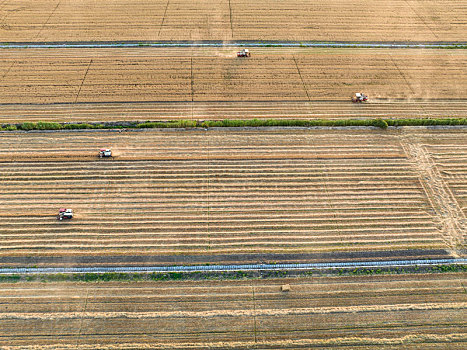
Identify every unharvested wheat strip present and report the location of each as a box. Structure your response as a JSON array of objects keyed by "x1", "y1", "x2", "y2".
[
  {"x1": 0, "y1": 216, "x2": 435, "y2": 227},
  {"x1": 0, "y1": 226, "x2": 438, "y2": 237},
  {"x1": 0, "y1": 209, "x2": 430, "y2": 216},
  {"x1": 0, "y1": 219, "x2": 437, "y2": 228},
  {"x1": 0, "y1": 244, "x2": 446, "y2": 256},
  {"x1": 0, "y1": 235, "x2": 446, "y2": 248},
  {"x1": 0, "y1": 245, "x2": 447, "y2": 257},
  {"x1": 0, "y1": 220, "x2": 438, "y2": 230},
  {"x1": 0, "y1": 164, "x2": 414, "y2": 172},
  {"x1": 0, "y1": 240, "x2": 443, "y2": 251},
  {"x1": 0, "y1": 231, "x2": 440, "y2": 240}
]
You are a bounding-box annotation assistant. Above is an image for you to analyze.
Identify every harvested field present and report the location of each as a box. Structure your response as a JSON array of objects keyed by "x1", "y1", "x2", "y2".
[
  {"x1": 0, "y1": 0, "x2": 465, "y2": 42},
  {"x1": 0, "y1": 48, "x2": 466, "y2": 122},
  {"x1": 0, "y1": 128, "x2": 464, "y2": 267},
  {"x1": 0, "y1": 273, "x2": 465, "y2": 348}
]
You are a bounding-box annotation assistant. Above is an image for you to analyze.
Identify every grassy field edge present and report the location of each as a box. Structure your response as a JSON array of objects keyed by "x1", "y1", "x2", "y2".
[
  {"x1": 1, "y1": 264, "x2": 465, "y2": 283},
  {"x1": 2, "y1": 118, "x2": 467, "y2": 131}
]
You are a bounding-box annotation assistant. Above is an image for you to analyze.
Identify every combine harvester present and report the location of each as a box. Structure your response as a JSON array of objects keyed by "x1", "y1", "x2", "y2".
[
  {"x1": 99, "y1": 149, "x2": 112, "y2": 158},
  {"x1": 237, "y1": 49, "x2": 250, "y2": 57},
  {"x1": 58, "y1": 208, "x2": 73, "y2": 221},
  {"x1": 352, "y1": 92, "x2": 368, "y2": 103}
]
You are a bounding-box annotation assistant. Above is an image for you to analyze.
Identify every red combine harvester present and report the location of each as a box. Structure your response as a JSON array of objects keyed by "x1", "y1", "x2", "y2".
[
  {"x1": 237, "y1": 49, "x2": 250, "y2": 57},
  {"x1": 352, "y1": 92, "x2": 368, "y2": 103}
]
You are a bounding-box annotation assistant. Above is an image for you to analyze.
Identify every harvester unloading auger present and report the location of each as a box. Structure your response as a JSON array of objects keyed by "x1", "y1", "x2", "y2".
[{"x1": 352, "y1": 92, "x2": 368, "y2": 103}]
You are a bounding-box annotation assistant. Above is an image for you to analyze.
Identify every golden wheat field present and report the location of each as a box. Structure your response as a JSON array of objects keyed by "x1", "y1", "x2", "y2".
[
  {"x1": 0, "y1": 128, "x2": 464, "y2": 267},
  {"x1": 0, "y1": 47, "x2": 466, "y2": 122},
  {"x1": 0, "y1": 273, "x2": 465, "y2": 349},
  {"x1": 1, "y1": 0, "x2": 466, "y2": 348},
  {"x1": 0, "y1": 0, "x2": 465, "y2": 42}
]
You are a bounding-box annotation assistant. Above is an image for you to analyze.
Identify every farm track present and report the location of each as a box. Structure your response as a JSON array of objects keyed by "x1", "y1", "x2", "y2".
[
  {"x1": 0, "y1": 0, "x2": 465, "y2": 42},
  {"x1": 0, "y1": 47, "x2": 465, "y2": 122},
  {"x1": 0, "y1": 274, "x2": 465, "y2": 348},
  {"x1": 0, "y1": 128, "x2": 464, "y2": 267}
]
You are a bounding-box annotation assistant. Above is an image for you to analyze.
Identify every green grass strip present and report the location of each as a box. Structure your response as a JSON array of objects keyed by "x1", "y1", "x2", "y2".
[
  {"x1": 2, "y1": 118, "x2": 467, "y2": 132},
  {"x1": 0, "y1": 264, "x2": 465, "y2": 283}
]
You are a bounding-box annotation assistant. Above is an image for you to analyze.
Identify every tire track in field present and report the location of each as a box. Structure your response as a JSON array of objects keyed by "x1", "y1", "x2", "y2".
[
  {"x1": 74, "y1": 59, "x2": 93, "y2": 104},
  {"x1": 33, "y1": 0, "x2": 61, "y2": 41},
  {"x1": 399, "y1": 133, "x2": 466, "y2": 254},
  {"x1": 158, "y1": 0, "x2": 170, "y2": 37}
]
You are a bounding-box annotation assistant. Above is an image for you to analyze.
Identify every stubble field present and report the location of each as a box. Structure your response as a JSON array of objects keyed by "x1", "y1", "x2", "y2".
[
  {"x1": 0, "y1": 48, "x2": 466, "y2": 122},
  {"x1": 0, "y1": 273, "x2": 465, "y2": 348},
  {"x1": 0, "y1": 0, "x2": 465, "y2": 42},
  {"x1": 0, "y1": 128, "x2": 464, "y2": 267}
]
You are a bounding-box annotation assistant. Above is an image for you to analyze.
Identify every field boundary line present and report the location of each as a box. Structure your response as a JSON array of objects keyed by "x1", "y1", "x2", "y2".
[{"x1": 0, "y1": 259, "x2": 465, "y2": 275}]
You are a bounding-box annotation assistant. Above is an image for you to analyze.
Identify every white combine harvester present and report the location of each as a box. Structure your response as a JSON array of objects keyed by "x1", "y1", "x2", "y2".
[
  {"x1": 352, "y1": 92, "x2": 368, "y2": 103},
  {"x1": 237, "y1": 49, "x2": 250, "y2": 57},
  {"x1": 58, "y1": 208, "x2": 73, "y2": 221},
  {"x1": 99, "y1": 149, "x2": 112, "y2": 158}
]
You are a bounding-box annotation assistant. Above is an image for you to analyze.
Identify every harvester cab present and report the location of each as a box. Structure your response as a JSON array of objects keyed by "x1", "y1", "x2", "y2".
[
  {"x1": 99, "y1": 149, "x2": 112, "y2": 158},
  {"x1": 58, "y1": 208, "x2": 73, "y2": 221},
  {"x1": 237, "y1": 49, "x2": 250, "y2": 57},
  {"x1": 352, "y1": 93, "x2": 368, "y2": 103}
]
